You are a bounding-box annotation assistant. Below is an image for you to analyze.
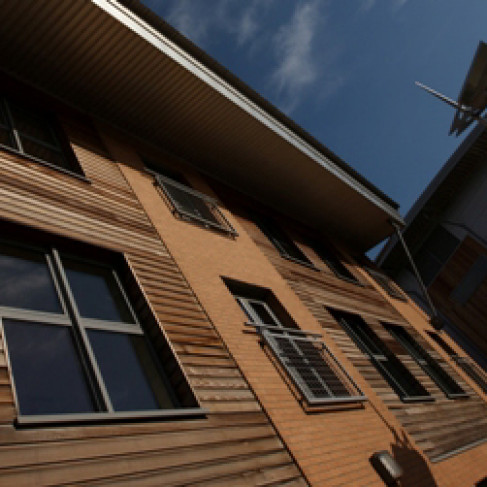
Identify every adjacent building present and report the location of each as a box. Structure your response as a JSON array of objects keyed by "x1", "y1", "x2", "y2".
[
  {"x1": 0, "y1": 1, "x2": 486, "y2": 486},
  {"x1": 378, "y1": 124, "x2": 487, "y2": 375}
]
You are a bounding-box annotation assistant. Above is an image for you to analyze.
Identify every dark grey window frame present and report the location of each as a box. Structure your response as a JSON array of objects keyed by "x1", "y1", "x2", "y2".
[
  {"x1": 365, "y1": 267, "x2": 407, "y2": 301},
  {"x1": 312, "y1": 241, "x2": 360, "y2": 284},
  {"x1": 0, "y1": 96, "x2": 87, "y2": 181},
  {"x1": 150, "y1": 170, "x2": 238, "y2": 236},
  {"x1": 330, "y1": 310, "x2": 433, "y2": 402},
  {"x1": 238, "y1": 297, "x2": 366, "y2": 406},
  {"x1": 0, "y1": 242, "x2": 205, "y2": 426},
  {"x1": 251, "y1": 215, "x2": 318, "y2": 270},
  {"x1": 385, "y1": 324, "x2": 468, "y2": 399}
]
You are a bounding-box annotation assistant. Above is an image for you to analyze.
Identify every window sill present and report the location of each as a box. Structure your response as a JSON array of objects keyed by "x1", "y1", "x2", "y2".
[
  {"x1": 15, "y1": 408, "x2": 208, "y2": 427},
  {"x1": 281, "y1": 253, "x2": 320, "y2": 271},
  {"x1": 400, "y1": 395, "x2": 435, "y2": 403},
  {"x1": 0, "y1": 143, "x2": 90, "y2": 184}
]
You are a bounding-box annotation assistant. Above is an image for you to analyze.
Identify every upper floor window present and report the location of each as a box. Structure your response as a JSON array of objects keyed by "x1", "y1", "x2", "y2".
[
  {"x1": 312, "y1": 241, "x2": 359, "y2": 283},
  {"x1": 365, "y1": 267, "x2": 406, "y2": 300},
  {"x1": 329, "y1": 309, "x2": 432, "y2": 402},
  {"x1": 427, "y1": 331, "x2": 487, "y2": 394},
  {"x1": 0, "y1": 97, "x2": 82, "y2": 175},
  {"x1": 145, "y1": 159, "x2": 237, "y2": 236},
  {"x1": 0, "y1": 237, "x2": 202, "y2": 424},
  {"x1": 235, "y1": 294, "x2": 366, "y2": 406},
  {"x1": 385, "y1": 325, "x2": 468, "y2": 398},
  {"x1": 252, "y1": 214, "x2": 314, "y2": 268}
]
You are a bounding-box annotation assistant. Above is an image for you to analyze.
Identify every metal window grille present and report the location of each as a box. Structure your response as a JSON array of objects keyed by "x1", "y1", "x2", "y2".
[
  {"x1": 330, "y1": 309, "x2": 432, "y2": 402},
  {"x1": 153, "y1": 173, "x2": 238, "y2": 236},
  {"x1": 238, "y1": 298, "x2": 366, "y2": 405},
  {"x1": 385, "y1": 325, "x2": 468, "y2": 399},
  {"x1": 366, "y1": 267, "x2": 406, "y2": 300}
]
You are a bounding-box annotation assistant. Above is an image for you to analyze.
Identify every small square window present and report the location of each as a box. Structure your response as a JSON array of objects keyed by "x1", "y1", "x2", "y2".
[
  {"x1": 0, "y1": 96, "x2": 83, "y2": 176},
  {"x1": 145, "y1": 160, "x2": 237, "y2": 236}
]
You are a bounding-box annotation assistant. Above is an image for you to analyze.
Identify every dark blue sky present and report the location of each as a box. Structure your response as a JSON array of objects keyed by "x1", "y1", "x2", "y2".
[{"x1": 142, "y1": 0, "x2": 486, "y2": 220}]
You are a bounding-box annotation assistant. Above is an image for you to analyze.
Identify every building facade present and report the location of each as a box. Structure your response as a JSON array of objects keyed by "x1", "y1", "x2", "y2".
[
  {"x1": 378, "y1": 124, "x2": 487, "y2": 375},
  {"x1": 0, "y1": 1, "x2": 486, "y2": 486}
]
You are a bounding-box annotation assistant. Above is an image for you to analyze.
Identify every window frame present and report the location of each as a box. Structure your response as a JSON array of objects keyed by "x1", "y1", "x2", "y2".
[
  {"x1": 148, "y1": 168, "x2": 238, "y2": 237},
  {"x1": 312, "y1": 241, "x2": 360, "y2": 284},
  {"x1": 330, "y1": 310, "x2": 433, "y2": 402},
  {"x1": 365, "y1": 267, "x2": 407, "y2": 301},
  {"x1": 251, "y1": 214, "x2": 318, "y2": 270},
  {"x1": 0, "y1": 96, "x2": 87, "y2": 180},
  {"x1": 385, "y1": 324, "x2": 469, "y2": 399},
  {"x1": 237, "y1": 297, "x2": 367, "y2": 406},
  {"x1": 0, "y1": 240, "x2": 205, "y2": 426}
]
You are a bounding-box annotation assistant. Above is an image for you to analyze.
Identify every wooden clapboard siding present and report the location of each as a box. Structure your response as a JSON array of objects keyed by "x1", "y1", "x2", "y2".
[
  {"x1": 226, "y1": 199, "x2": 487, "y2": 462},
  {"x1": 0, "y1": 113, "x2": 307, "y2": 486},
  {"x1": 429, "y1": 235, "x2": 487, "y2": 357},
  {"x1": 319, "y1": 309, "x2": 487, "y2": 462}
]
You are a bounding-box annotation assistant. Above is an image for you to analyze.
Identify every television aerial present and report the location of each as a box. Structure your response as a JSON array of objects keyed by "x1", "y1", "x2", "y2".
[{"x1": 416, "y1": 41, "x2": 487, "y2": 136}]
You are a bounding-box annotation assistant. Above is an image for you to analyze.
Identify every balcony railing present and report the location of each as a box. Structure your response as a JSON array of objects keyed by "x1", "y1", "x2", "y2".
[{"x1": 246, "y1": 322, "x2": 367, "y2": 405}]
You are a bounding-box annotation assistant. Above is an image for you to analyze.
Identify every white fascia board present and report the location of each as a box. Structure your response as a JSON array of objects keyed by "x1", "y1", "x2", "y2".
[{"x1": 91, "y1": 0, "x2": 402, "y2": 223}]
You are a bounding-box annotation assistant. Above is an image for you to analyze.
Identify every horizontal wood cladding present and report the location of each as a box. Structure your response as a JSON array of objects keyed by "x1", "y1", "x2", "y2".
[
  {"x1": 320, "y1": 310, "x2": 487, "y2": 462},
  {"x1": 0, "y1": 115, "x2": 307, "y2": 486},
  {"x1": 429, "y1": 236, "x2": 487, "y2": 357},
  {"x1": 226, "y1": 201, "x2": 487, "y2": 462}
]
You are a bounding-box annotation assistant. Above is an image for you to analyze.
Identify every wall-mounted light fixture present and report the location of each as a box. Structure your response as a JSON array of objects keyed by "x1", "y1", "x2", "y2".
[{"x1": 370, "y1": 451, "x2": 403, "y2": 486}]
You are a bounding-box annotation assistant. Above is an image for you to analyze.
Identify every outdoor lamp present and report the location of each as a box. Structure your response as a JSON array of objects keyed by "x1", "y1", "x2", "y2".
[{"x1": 370, "y1": 451, "x2": 403, "y2": 486}]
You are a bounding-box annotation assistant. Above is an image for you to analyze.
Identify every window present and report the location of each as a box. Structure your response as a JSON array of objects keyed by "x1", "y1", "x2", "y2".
[
  {"x1": 329, "y1": 309, "x2": 431, "y2": 402},
  {"x1": 450, "y1": 254, "x2": 487, "y2": 304},
  {"x1": 145, "y1": 160, "x2": 237, "y2": 236},
  {"x1": 237, "y1": 296, "x2": 366, "y2": 405},
  {"x1": 252, "y1": 214, "x2": 314, "y2": 268},
  {"x1": 0, "y1": 96, "x2": 81, "y2": 175},
  {"x1": 313, "y1": 241, "x2": 358, "y2": 283},
  {"x1": 365, "y1": 267, "x2": 406, "y2": 300},
  {"x1": 427, "y1": 331, "x2": 487, "y2": 394},
  {"x1": 414, "y1": 226, "x2": 460, "y2": 287},
  {"x1": 0, "y1": 239, "x2": 202, "y2": 424},
  {"x1": 385, "y1": 325, "x2": 468, "y2": 398}
]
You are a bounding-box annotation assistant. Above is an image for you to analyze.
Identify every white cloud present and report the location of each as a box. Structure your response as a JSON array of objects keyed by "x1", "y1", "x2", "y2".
[
  {"x1": 165, "y1": 0, "x2": 210, "y2": 44},
  {"x1": 271, "y1": 1, "x2": 323, "y2": 112}
]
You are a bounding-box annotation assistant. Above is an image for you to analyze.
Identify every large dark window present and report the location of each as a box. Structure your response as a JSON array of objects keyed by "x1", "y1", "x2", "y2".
[
  {"x1": 414, "y1": 226, "x2": 460, "y2": 286},
  {"x1": 252, "y1": 214, "x2": 313, "y2": 267},
  {"x1": 385, "y1": 325, "x2": 468, "y2": 398},
  {"x1": 236, "y1": 295, "x2": 366, "y2": 406},
  {"x1": 145, "y1": 160, "x2": 237, "y2": 236},
  {"x1": 0, "y1": 240, "x2": 201, "y2": 423},
  {"x1": 0, "y1": 97, "x2": 81, "y2": 175},
  {"x1": 329, "y1": 309, "x2": 431, "y2": 401}
]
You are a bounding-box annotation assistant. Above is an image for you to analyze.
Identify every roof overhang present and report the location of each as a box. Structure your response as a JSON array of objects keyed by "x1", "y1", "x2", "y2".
[{"x1": 0, "y1": 0, "x2": 402, "y2": 251}]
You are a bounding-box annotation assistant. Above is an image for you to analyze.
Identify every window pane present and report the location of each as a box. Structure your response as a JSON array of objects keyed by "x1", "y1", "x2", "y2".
[
  {"x1": 88, "y1": 329, "x2": 175, "y2": 411},
  {"x1": 0, "y1": 127, "x2": 15, "y2": 148},
  {"x1": 164, "y1": 184, "x2": 220, "y2": 225},
  {"x1": 9, "y1": 104, "x2": 58, "y2": 145},
  {"x1": 249, "y1": 302, "x2": 280, "y2": 326},
  {"x1": 62, "y1": 258, "x2": 135, "y2": 323},
  {"x1": 3, "y1": 320, "x2": 96, "y2": 415},
  {"x1": 314, "y1": 243, "x2": 357, "y2": 281},
  {"x1": 20, "y1": 138, "x2": 68, "y2": 169},
  {"x1": 0, "y1": 244, "x2": 62, "y2": 313}
]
